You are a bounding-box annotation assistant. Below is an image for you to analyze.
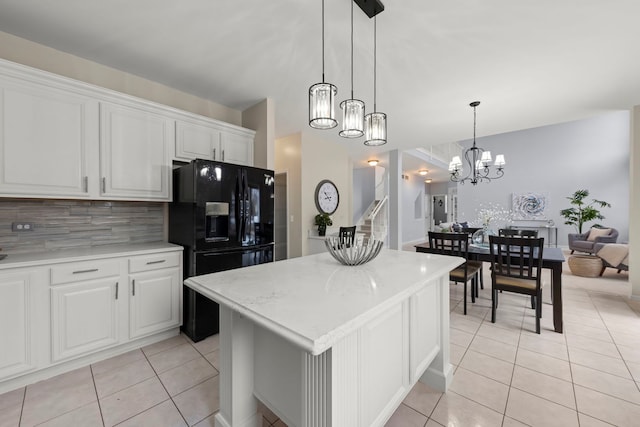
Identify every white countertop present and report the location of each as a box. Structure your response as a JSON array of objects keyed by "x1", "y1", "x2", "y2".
[
  {"x1": 0, "y1": 242, "x2": 183, "y2": 270},
  {"x1": 185, "y1": 249, "x2": 463, "y2": 355}
]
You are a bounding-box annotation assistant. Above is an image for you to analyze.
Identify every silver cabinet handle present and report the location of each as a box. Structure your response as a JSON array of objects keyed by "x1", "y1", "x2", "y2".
[
  {"x1": 73, "y1": 268, "x2": 99, "y2": 274},
  {"x1": 102, "y1": 177, "x2": 106, "y2": 193},
  {"x1": 213, "y1": 148, "x2": 216, "y2": 160},
  {"x1": 146, "y1": 260, "x2": 166, "y2": 265},
  {"x1": 83, "y1": 176, "x2": 88, "y2": 193},
  {"x1": 115, "y1": 282, "x2": 119, "y2": 300},
  {"x1": 132, "y1": 279, "x2": 135, "y2": 296}
]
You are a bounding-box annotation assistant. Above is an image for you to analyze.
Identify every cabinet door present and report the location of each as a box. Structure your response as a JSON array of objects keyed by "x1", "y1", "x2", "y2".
[
  {"x1": 220, "y1": 132, "x2": 254, "y2": 166},
  {"x1": 100, "y1": 102, "x2": 172, "y2": 200},
  {"x1": 0, "y1": 271, "x2": 36, "y2": 379},
  {"x1": 175, "y1": 120, "x2": 220, "y2": 161},
  {"x1": 0, "y1": 78, "x2": 98, "y2": 198},
  {"x1": 51, "y1": 279, "x2": 120, "y2": 362},
  {"x1": 129, "y1": 268, "x2": 181, "y2": 339}
]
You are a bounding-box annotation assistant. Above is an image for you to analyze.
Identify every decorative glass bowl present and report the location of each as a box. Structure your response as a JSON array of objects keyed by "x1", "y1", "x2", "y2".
[
  {"x1": 324, "y1": 236, "x2": 383, "y2": 266},
  {"x1": 472, "y1": 227, "x2": 496, "y2": 247}
]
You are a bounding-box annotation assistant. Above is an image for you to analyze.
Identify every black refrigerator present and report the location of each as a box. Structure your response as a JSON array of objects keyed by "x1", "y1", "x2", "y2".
[{"x1": 169, "y1": 159, "x2": 275, "y2": 342}]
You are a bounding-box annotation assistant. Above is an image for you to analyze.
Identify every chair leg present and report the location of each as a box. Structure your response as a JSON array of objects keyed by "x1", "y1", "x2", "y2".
[
  {"x1": 479, "y1": 267, "x2": 484, "y2": 290},
  {"x1": 463, "y1": 282, "x2": 467, "y2": 315},
  {"x1": 570, "y1": 250, "x2": 574, "y2": 254},
  {"x1": 535, "y1": 292, "x2": 542, "y2": 334},
  {"x1": 531, "y1": 295, "x2": 536, "y2": 309},
  {"x1": 491, "y1": 289, "x2": 497, "y2": 323},
  {"x1": 470, "y1": 278, "x2": 476, "y2": 304}
]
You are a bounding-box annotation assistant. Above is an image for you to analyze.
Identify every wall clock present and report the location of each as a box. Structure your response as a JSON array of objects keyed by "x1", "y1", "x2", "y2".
[{"x1": 314, "y1": 179, "x2": 339, "y2": 215}]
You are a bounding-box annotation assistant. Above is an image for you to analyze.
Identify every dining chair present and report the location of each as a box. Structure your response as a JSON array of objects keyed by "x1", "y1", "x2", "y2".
[
  {"x1": 489, "y1": 235, "x2": 545, "y2": 333},
  {"x1": 428, "y1": 231, "x2": 482, "y2": 315},
  {"x1": 499, "y1": 228, "x2": 538, "y2": 238},
  {"x1": 461, "y1": 227, "x2": 485, "y2": 292},
  {"x1": 339, "y1": 226, "x2": 356, "y2": 246}
]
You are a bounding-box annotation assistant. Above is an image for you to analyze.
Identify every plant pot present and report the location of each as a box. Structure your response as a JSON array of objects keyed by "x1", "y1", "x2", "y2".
[{"x1": 318, "y1": 224, "x2": 327, "y2": 236}]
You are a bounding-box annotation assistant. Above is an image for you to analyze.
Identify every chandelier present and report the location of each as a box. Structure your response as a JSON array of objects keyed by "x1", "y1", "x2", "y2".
[{"x1": 449, "y1": 101, "x2": 505, "y2": 185}]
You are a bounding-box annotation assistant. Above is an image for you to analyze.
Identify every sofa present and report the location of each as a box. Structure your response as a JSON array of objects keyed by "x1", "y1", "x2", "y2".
[
  {"x1": 568, "y1": 227, "x2": 618, "y2": 255},
  {"x1": 594, "y1": 242, "x2": 628, "y2": 275}
]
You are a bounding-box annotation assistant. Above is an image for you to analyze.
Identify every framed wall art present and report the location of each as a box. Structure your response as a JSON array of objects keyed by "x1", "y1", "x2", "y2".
[{"x1": 512, "y1": 192, "x2": 549, "y2": 220}]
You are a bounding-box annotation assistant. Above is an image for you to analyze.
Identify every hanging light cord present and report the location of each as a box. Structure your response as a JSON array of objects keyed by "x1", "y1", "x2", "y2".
[
  {"x1": 373, "y1": 16, "x2": 377, "y2": 112},
  {"x1": 350, "y1": 0, "x2": 354, "y2": 98},
  {"x1": 322, "y1": 0, "x2": 326, "y2": 83}
]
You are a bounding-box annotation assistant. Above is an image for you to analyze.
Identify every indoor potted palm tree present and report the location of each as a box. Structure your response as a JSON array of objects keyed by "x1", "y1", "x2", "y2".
[{"x1": 560, "y1": 189, "x2": 611, "y2": 233}]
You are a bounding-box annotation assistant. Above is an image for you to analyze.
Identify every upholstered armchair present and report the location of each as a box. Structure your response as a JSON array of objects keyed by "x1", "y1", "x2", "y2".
[{"x1": 568, "y1": 227, "x2": 619, "y2": 254}]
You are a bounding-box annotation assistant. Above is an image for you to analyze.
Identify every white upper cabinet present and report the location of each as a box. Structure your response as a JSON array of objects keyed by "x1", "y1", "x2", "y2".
[
  {"x1": 0, "y1": 76, "x2": 98, "y2": 198},
  {"x1": 100, "y1": 102, "x2": 172, "y2": 201},
  {"x1": 220, "y1": 131, "x2": 254, "y2": 166},
  {"x1": 0, "y1": 59, "x2": 256, "y2": 201},
  {"x1": 175, "y1": 118, "x2": 254, "y2": 166},
  {"x1": 175, "y1": 119, "x2": 221, "y2": 161}
]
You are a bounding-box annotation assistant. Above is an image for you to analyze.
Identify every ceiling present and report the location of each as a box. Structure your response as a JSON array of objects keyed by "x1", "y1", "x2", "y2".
[{"x1": 1, "y1": 0, "x2": 639, "y2": 178}]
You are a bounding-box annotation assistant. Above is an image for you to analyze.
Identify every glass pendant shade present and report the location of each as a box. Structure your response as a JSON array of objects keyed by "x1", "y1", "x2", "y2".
[
  {"x1": 339, "y1": 98, "x2": 365, "y2": 137},
  {"x1": 309, "y1": 83, "x2": 338, "y2": 129},
  {"x1": 364, "y1": 112, "x2": 387, "y2": 146}
]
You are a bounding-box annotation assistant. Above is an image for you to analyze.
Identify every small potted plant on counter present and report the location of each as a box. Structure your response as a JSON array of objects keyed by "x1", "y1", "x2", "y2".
[{"x1": 314, "y1": 213, "x2": 332, "y2": 236}]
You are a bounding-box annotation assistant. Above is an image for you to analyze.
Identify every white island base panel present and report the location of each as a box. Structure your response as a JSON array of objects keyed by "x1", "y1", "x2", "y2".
[{"x1": 215, "y1": 275, "x2": 451, "y2": 427}]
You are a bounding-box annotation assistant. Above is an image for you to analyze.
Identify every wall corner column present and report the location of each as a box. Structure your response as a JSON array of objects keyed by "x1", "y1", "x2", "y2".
[
  {"x1": 630, "y1": 107, "x2": 640, "y2": 300},
  {"x1": 388, "y1": 150, "x2": 402, "y2": 250}
]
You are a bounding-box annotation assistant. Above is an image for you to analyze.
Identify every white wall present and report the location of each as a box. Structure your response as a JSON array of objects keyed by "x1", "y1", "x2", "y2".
[
  {"x1": 402, "y1": 174, "x2": 427, "y2": 243},
  {"x1": 457, "y1": 111, "x2": 630, "y2": 246},
  {"x1": 353, "y1": 168, "x2": 375, "y2": 223},
  {"x1": 630, "y1": 107, "x2": 639, "y2": 299}
]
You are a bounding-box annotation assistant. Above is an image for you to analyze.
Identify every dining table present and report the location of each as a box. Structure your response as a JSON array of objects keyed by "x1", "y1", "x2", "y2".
[{"x1": 415, "y1": 242, "x2": 566, "y2": 333}]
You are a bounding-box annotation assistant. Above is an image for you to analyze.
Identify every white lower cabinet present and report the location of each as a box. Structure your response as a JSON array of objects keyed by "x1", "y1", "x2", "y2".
[
  {"x1": 50, "y1": 278, "x2": 120, "y2": 362},
  {"x1": 0, "y1": 270, "x2": 38, "y2": 379},
  {"x1": 129, "y1": 268, "x2": 181, "y2": 339}
]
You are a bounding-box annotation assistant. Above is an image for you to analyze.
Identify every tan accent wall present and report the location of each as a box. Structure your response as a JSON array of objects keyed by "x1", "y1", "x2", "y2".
[
  {"x1": 275, "y1": 133, "x2": 303, "y2": 258},
  {"x1": 0, "y1": 31, "x2": 241, "y2": 125},
  {"x1": 300, "y1": 130, "x2": 353, "y2": 256},
  {"x1": 242, "y1": 98, "x2": 275, "y2": 170}
]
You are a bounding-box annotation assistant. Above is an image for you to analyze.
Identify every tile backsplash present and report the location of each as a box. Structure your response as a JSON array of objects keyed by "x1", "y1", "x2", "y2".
[{"x1": 0, "y1": 199, "x2": 165, "y2": 255}]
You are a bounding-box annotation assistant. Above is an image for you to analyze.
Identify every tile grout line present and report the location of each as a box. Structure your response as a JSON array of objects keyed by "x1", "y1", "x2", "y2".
[
  {"x1": 17, "y1": 385, "x2": 26, "y2": 427},
  {"x1": 140, "y1": 344, "x2": 192, "y2": 427},
  {"x1": 89, "y1": 364, "x2": 107, "y2": 427},
  {"x1": 499, "y1": 299, "x2": 526, "y2": 427}
]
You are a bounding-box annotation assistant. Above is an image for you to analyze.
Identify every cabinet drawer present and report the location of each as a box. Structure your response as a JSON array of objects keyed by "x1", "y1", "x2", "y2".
[
  {"x1": 129, "y1": 252, "x2": 180, "y2": 273},
  {"x1": 51, "y1": 260, "x2": 121, "y2": 285}
]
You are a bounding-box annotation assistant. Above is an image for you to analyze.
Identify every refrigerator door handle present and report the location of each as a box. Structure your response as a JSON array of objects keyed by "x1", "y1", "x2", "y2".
[{"x1": 240, "y1": 171, "x2": 247, "y2": 242}]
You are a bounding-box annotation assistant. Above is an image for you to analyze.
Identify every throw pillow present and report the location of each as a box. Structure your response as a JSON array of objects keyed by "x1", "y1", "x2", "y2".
[{"x1": 587, "y1": 227, "x2": 611, "y2": 241}]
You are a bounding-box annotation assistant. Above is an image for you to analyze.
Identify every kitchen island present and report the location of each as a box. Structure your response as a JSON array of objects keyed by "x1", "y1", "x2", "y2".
[{"x1": 185, "y1": 249, "x2": 463, "y2": 427}]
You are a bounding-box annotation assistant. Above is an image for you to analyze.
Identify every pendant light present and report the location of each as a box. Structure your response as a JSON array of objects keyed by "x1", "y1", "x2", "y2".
[
  {"x1": 364, "y1": 15, "x2": 387, "y2": 146},
  {"x1": 309, "y1": 0, "x2": 338, "y2": 130},
  {"x1": 339, "y1": 0, "x2": 365, "y2": 138}
]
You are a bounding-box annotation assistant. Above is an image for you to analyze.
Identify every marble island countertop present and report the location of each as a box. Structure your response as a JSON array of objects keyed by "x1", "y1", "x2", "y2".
[{"x1": 186, "y1": 249, "x2": 463, "y2": 355}]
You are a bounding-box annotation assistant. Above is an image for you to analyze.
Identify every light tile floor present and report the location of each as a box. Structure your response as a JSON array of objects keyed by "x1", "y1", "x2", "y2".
[{"x1": 1, "y1": 253, "x2": 638, "y2": 427}]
